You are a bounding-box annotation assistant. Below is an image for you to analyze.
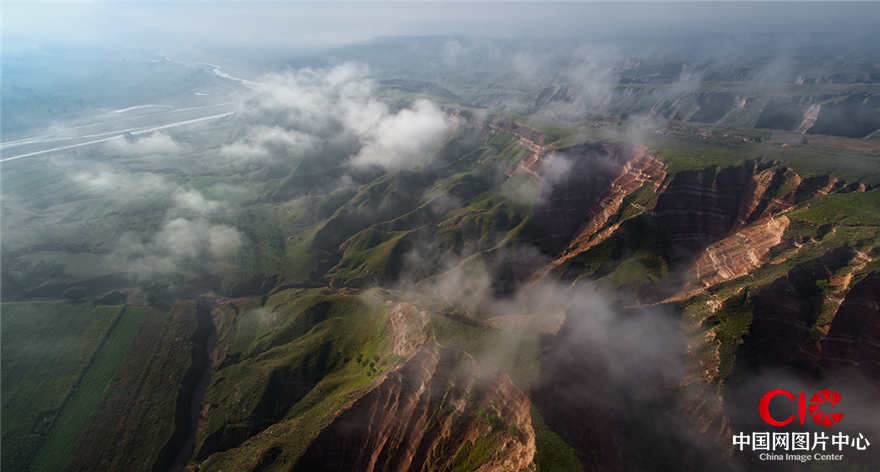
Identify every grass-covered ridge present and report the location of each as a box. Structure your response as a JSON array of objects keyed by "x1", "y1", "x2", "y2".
[{"x1": 194, "y1": 289, "x2": 412, "y2": 470}]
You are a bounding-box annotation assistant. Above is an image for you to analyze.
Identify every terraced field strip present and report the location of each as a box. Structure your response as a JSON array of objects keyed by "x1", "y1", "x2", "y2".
[
  {"x1": 0, "y1": 301, "x2": 123, "y2": 472},
  {"x1": 30, "y1": 305, "x2": 149, "y2": 472},
  {"x1": 64, "y1": 302, "x2": 200, "y2": 472}
]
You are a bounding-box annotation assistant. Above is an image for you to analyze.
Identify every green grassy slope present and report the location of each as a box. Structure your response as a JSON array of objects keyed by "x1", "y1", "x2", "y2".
[
  {"x1": 66, "y1": 303, "x2": 195, "y2": 472},
  {"x1": 195, "y1": 289, "x2": 404, "y2": 470},
  {"x1": 1, "y1": 301, "x2": 123, "y2": 472},
  {"x1": 31, "y1": 305, "x2": 150, "y2": 472}
]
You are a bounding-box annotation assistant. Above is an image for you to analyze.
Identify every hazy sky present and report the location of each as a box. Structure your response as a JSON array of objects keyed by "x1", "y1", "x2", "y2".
[{"x1": 4, "y1": 2, "x2": 880, "y2": 54}]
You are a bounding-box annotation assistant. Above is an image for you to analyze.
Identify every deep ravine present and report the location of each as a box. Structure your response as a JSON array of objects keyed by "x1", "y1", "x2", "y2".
[{"x1": 153, "y1": 296, "x2": 217, "y2": 472}]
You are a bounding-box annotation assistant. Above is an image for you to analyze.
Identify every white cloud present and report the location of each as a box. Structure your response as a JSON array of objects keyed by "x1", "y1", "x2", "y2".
[
  {"x1": 173, "y1": 190, "x2": 220, "y2": 215},
  {"x1": 226, "y1": 63, "x2": 453, "y2": 169},
  {"x1": 206, "y1": 223, "x2": 243, "y2": 257},
  {"x1": 104, "y1": 132, "x2": 182, "y2": 156},
  {"x1": 67, "y1": 167, "x2": 243, "y2": 275},
  {"x1": 114, "y1": 216, "x2": 242, "y2": 276},
  {"x1": 220, "y1": 125, "x2": 315, "y2": 161},
  {"x1": 154, "y1": 217, "x2": 241, "y2": 259},
  {"x1": 72, "y1": 168, "x2": 171, "y2": 194},
  {"x1": 541, "y1": 153, "x2": 573, "y2": 186},
  {"x1": 352, "y1": 99, "x2": 451, "y2": 169}
]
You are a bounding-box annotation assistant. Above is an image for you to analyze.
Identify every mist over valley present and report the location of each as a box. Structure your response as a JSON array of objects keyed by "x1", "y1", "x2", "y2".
[{"x1": 2, "y1": 3, "x2": 880, "y2": 471}]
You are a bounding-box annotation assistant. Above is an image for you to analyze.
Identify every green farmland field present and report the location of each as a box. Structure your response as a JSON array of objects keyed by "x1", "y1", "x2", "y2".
[
  {"x1": 1, "y1": 301, "x2": 123, "y2": 471},
  {"x1": 30, "y1": 305, "x2": 151, "y2": 472}
]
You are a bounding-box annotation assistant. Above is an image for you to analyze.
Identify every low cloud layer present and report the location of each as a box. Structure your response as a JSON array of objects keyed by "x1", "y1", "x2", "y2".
[
  {"x1": 104, "y1": 132, "x2": 183, "y2": 157},
  {"x1": 68, "y1": 166, "x2": 243, "y2": 277},
  {"x1": 172, "y1": 189, "x2": 221, "y2": 216},
  {"x1": 73, "y1": 167, "x2": 170, "y2": 194},
  {"x1": 220, "y1": 125, "x2": 315, "y2": 161},
  {"x1": 223, "y1": 63, "x2": 454, "y2": 169},
  {"x1": 116, "y1": 216, "x2": 241, "y2": 275},
  {"x1": 410, "y1": 247, "x2": 682, "y2": 378},
  {"x1": 352, "y1": 99, "x2": 450, "y2": 168},
  {"x1": 112, "y1": 205, "x2": 242, "y2": 277}
]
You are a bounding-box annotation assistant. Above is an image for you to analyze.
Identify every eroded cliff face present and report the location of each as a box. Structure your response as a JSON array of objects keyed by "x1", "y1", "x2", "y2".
[
  {"x1": 504, "y1": 132, "x2": 877, "y2": 469},
  {"x1": 736, "y1": 267, "x2": 828, "y2": 373},
  {"x1": 722, "y1": 271, "x2": 880, "y2": 464},
  {"x1": 677, "y1": 216, "x2": 790, "y2": 299},
  {"x1": 387, "y1": 301, "x2": 432, "y2": 359},
  {"x1": 531, "y1": 304, "x2": 736, "y2": 472},
  {"x1": 294, "y1": 343, "x2": 535, "y2": 472},
  {"x1": 186, "y1": 122, "x2": 876, "y2": 471},
  {"x1": 525, "y1": 154, "x2": 842, "y2": 299},
  {"x1": 727, "y1": 248, "x2": 872, "y2": 376},
  {"x1": 192, "y1": 298, "x2": 431, "y2": 463},
  {"x1": 191, "y1": 295, "x2": 536, "y2": 472},
  {"x1": 656, "y1": 161, "x2": 876, "y2": 303},
  {"x1": 491, "y1": 120, "x2": 670, "y2": 263},
  {"x1": 654, "y1": 160, "x2": 800, "y2": 262},
  {"x1": 532, "y1": 142, "x2": 663, "y2": 256},
  {"x1": 489, "y1": 120, "x2": 548, "y2": 179},
  {"x1": 553, "y1": 149, "x2": 666, "y2": 265},
  {"x1": 820, "y1": 271, "x2": 880, "y2": 381},
  {"x1": 796, "y1": 104, "x2": 822, "y2": 134}
]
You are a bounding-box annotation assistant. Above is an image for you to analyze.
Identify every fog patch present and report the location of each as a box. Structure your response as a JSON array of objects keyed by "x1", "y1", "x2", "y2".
[
  {"x1": 246, "y1": 306, "x2": 278, "y2": 328},
  {"x1": 155, "y1": 217, "x2": 241, "y2": 259},
  {"x1": 66, "y1": 167, "x2": 243, "y2": 276},
  {"x1": 615, "y1": 113, "x2": 668, "y2": 147},
  {"x1": 113, "y1": 217, "x2": 241, "y2": 276},
  {"x1": 172, "y1": 190, "x2": 220, "y2": 216},
  {"x1": 220, "y1": 125, "x2": 316, "y2": 162},
  {"x1": 111, "y1": 213, "x2": 241, "y2": 277},
  {"x1": 72, "y1": 167, "x2": 171, "y2": 195},
  {"x1": 223, "y1": 63, "x2": 453, "y2": 170},
  {"x1": 103, "y1": 132, "x2": 183, "y2": 157},
  {"x1": 351, "y1": 99, "x2": 451, "y2": 169}
]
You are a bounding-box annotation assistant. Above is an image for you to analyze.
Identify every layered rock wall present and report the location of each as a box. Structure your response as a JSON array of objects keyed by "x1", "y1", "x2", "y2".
[{"x1": 294, "y1": 343, "x2": 536, "y2": 472}]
